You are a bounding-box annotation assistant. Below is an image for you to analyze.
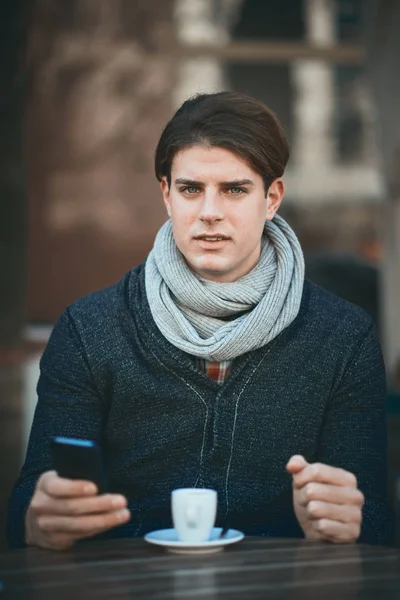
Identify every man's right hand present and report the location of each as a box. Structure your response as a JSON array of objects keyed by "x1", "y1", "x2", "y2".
[{"x1": 25, "y1": 471, "x2": 131, "y2": 550}]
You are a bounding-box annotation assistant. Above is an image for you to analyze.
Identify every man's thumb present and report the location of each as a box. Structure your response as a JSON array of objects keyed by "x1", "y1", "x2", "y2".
[{"x1": 286, "y1": 454, "x2": 308, "y2": 474}]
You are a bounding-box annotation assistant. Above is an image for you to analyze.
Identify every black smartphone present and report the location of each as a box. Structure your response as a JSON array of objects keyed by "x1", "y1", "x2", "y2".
[{"x1": 50, "y1": 436, "x2": 108, "y2": 494}]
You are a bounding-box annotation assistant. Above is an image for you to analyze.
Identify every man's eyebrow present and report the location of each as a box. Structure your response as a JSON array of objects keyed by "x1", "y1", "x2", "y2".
[
  {"x1": 220, "y1": 179, "x2": 255, "y2": 186},
  {"x1": 174, "y1": 178, "x2": 255, "y2": 186},
  {"x1": 174, "y1": 178, "x2": 203, "y2": 186}
]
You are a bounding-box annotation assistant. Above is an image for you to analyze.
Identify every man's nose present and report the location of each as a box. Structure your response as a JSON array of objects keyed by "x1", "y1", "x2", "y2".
[{"x1": 198, "y1": 191, "x2": 224, "y2": 223}]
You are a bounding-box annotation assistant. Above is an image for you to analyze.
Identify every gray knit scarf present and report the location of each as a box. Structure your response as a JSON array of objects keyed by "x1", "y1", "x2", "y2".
[{"x1": 145, "y1": 215, "x2": 305, "y2": 362}]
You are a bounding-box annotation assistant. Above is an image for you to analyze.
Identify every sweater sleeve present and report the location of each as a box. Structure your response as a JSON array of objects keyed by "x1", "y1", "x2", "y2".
[
  {"x1": 6, "y1": 308, "x2": 107, "y2": 549},
  {"x1": 317, "y1": 321, "x2": 394, "y2": 546}
]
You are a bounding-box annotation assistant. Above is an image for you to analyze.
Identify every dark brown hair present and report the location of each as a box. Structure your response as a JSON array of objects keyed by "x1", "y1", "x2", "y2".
[{"x1": 154, "y1": 91, "x2": 290, "y2": 192}]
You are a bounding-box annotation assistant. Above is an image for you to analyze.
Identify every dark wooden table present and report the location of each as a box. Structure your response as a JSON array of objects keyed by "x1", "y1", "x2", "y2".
[{"x1": 0, "y1": 537, "x2": 399, "y2": 599}]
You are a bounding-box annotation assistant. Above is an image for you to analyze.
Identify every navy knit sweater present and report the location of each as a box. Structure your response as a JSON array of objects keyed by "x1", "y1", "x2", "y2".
[{"x1": 7, "y1": 266, "x2": 394, "y2": 547}]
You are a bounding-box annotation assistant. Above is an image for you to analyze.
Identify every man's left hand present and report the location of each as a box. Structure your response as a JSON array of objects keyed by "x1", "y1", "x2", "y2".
[{"x1": 286, "y1": 455, "x2": 364, "y2": 543}]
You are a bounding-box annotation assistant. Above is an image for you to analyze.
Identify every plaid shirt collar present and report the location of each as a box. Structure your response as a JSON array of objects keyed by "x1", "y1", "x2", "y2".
[{"x1": 196, "y1": 358, "x2": 233, "y2": 385}]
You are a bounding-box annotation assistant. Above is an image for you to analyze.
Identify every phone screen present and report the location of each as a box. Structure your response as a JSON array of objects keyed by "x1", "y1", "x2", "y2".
[{"x1": 51, "y1": 436, "x2": 108, "y2": 493}]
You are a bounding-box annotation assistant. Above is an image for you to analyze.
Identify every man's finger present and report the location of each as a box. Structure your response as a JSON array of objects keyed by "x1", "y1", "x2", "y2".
[
  {"x1": 286, "y1": 455, "x2": 308, "y2": 474},
  {"x1": 38, "y1": 471, "x2": 98, "y2": 498},
  {"x1": 311, "y1": 518, "x2": 361, "y2": 543},
  {"x1": 297, "y1": 482, "x2": 364, "y2": 507},
  {"x1": 34, "y1": 532, "x2": 75, "y2": 552},
  {"x1": 37, "y1": 508, "x2": 131, "y2": 536},
  {"x1": 30, "y1": 492, "x2": 127, "y2": 517},
  {"x1": 292, "y1": 463, "x2": 357, "y2": 489},
  {"x1": 306, "y1": 500, "x2": 362, "y2": 525}
]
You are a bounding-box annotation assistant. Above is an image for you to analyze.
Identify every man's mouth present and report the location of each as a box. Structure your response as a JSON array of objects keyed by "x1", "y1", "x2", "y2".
[{"x1": 194, "y1": 235, "x2": 230, "y2": 242}]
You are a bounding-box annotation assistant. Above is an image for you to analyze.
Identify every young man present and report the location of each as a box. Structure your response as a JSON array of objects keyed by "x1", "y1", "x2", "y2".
[{"x1": 7, "y1": 92, "x2": 393, "y2": 550}]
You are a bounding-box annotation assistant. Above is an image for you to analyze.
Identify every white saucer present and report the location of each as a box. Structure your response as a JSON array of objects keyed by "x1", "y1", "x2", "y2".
[{"x1": 144, "y1": 527, "x2": 244, "y2": 554}]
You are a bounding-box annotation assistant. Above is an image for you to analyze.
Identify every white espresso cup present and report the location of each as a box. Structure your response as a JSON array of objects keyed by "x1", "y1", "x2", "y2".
[{"x1": 171, "y1": 488, "x2": 217, "y2": 543}]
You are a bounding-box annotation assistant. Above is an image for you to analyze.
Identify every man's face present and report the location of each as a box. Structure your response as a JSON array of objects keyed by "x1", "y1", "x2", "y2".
[{"x1": 161, "y1": 145, "x2": 284, "y2": 283}]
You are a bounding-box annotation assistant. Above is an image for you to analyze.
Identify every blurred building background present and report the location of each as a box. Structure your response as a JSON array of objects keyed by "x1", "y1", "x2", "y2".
[{"x1": 1, "y1": 0, "x2": 400, "y2": 549}]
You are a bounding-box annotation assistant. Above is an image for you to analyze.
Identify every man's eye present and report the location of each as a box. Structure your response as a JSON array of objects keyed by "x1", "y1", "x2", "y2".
[
  {"x1": 181, "y1": 187, "x2": 199, "y2": 194},
  {"x1": 229, "y1": 187, "x2": 245, "y2": 195}
]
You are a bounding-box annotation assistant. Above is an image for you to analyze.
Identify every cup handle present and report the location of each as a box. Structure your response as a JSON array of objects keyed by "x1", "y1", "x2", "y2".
[{"x1": 185, "y1": 505, "x2": 200, "y2": 528}]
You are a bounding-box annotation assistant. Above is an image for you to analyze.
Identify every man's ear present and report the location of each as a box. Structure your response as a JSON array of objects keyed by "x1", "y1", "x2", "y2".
[
  {"x1": 160, "y1": 177, "x2": 171, "y2": 217},
  {"x1": 265, "y1": 178, "x2": 285, "y2": 221}
]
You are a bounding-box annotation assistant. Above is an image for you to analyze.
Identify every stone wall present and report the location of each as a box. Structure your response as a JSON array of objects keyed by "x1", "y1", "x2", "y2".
[{"x1": 27, "y1": 0, "x2": 176, "y2": 322}]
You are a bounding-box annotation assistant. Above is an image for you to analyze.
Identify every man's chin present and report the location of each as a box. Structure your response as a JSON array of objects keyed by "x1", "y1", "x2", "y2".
[
  {"x1": 190, "y1": 262, "x2": 234, "y2": 283},
  {"x1": 185, "y1": 257, "x2": 222, "y2": 275}
]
